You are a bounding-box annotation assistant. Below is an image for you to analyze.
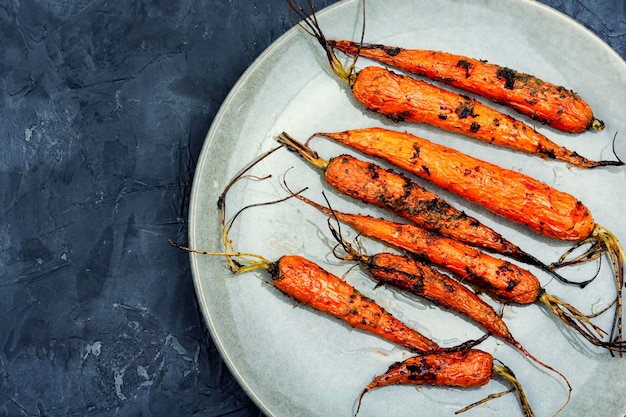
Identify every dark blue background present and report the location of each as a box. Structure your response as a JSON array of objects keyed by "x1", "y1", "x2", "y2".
[{"x1": 1, "y1": 1, "x2": 624, "y2": 416}]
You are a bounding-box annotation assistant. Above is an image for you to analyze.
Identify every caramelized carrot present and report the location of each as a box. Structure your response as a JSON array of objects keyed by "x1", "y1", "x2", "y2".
[
  {"x1": 338, "y1": 247, "x2": 519, "y2": 346},
  {"x1": 278, "y1": 132, "x2": 572, "y2": 285},
  {"x1": 290, "y1": 190, "x2": 623, "y2": 353},
  {"x1": 329, "y1": 240, "x2": 571, "y2": 399},
  {"x1": 287, "y1": 0, "x2": 622, "y2": 169},
  {"x1": 174, "y1": 144, "x2": 482, "y2": 355},
  {"x1": 360, "y1": 349, "x2": 493, "y2": 392},
  {"x1": 176, "y1": 141, "x2": 537, "y2": 417},
  {"x1": 328, "y1": 40, "x2": 605, "y2": 133},
  {"x1": 356, "y1": 350, "x2": 535, "y2": 417},
  {"x1": 271, "y1": 255, "x2": 443, "y2": 353},
  {"x1": 351, "y1": 66, "x2": 620, "y2": 169},
  {"x1": 311, "y1": 126, "x2": 626, "y2": 349},
  {"x1": 316, "y1": 127, "x2": 593, "y2": 241}
]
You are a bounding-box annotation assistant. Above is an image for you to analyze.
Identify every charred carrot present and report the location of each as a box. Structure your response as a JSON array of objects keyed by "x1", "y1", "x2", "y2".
[
  {"x1": 310, "y1": 126, "x2": 626, "y2": 348},
  {"x1": 277, "y1": 131, "x2": 575, "y2": 286},
  {"x1": 314, "y1": 127, "x2": 592, "y2": 241},
  {"x1": 175, "y1": 144, "x2": 484, "y2": 355},
  {"x1": 252, "y1": 254, "x2": 445, "y2": 353},
  {"x1": 351, "y1": 252, "x2": 515, "y2": 341},
  {"x1": 355, "y1": 350, "x2": 535, "y2": 417},
  {"x1": 176, "y1": 148, "x2": 537, "y2": 417},
  {"x1": 289, "y1": 190, "x2": 623, "y2": 353},
  {"x1": 328, "y1": 227, "x2": 571, "y2": 399},
  {"x1": 179, "y1": 233, "x2": 538, "y2": 416},
  {"x1": 332, "y1": 237, "x2": 523, "y2": 350},
  {"x1": 328, "y1": 39, "x2": 605, "y2": 133},
  {"x1": 352, "y1": 66, "x2": 620, "y2": 168},
  {"x1": 287, "y1": 0, "x2": 622, "y2": 169}
]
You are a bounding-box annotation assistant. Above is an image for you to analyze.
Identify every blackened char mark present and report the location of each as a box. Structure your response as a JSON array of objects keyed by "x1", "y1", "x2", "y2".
[
  {"x1": 455, "y1": 98, "x2": 478, "y2": 119},
  {"x1": 456, "y1": 59, "x2": 473, "y2": 78},
  {"x1": 406, "y1": 359, "x2": 438, "y2": 382},
  {"x1": 496, "y1": 67, "x2": 517, "y2": 90}
]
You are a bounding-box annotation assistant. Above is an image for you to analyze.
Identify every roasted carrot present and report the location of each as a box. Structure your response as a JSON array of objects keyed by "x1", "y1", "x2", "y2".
[
  {"x1": 355, "y1": 350, "x2": 535, "y2": 417},
  {"x1": 174, "y1": 149, "x2": 537, "y2": 417},
  {"x1": 313, "y1": 127, "x2": 591, "y2": 241},
  {"x1": 177, "y1": 239, "x2": 538, "y2": 417},
  {"x1": 277, "y1": 131, "x2": 576, "y2": 286},
  {"x1": 288, "y1": 189, "x2": 624, "y2": 353},
  {"x1": 176, "y1": 144, "x2": 485, "y2": 355},
  {"x1": 270, "y1": 255, "x2": 481, "y2": 354},
  {"x1": 249, "y1": 254, "x2": 444, "y2": 353},
  {"x1": 310, "y1": 126, "x2": 626, "y2": 349},
  {"x1": 287, "y1": 0, "x2": 622, "y2": 169},
  {"x1": 327, "y1": 224, "x2": 571, "y2": 401},
  {"x1": 328, "y1": 39, "x2": 605, "y2": 133},
  {"x1": 330, "y1": 233, "x2": 523, "y2": 350},
  {"x1": 351, "y1": 66, "x2": 620, "y2": 168},
  {"x1": 346, "y1": 250, "x2": 515, "y2": 342}
]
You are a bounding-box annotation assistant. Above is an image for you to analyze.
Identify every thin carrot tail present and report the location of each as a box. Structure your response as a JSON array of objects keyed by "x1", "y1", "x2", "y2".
[
  {"x1": 511, "y1": 342, "x2": 571, "y2": 416},
  {"x1": 456, "y1": 363, "x2": 535, "y2": 417},
  {"x1": 443, "y1": 334, "x2": 491, "y2": 352},
  {"x1": 354, "y1": 388, "x2": 368, "y2": 417},
  {"x1": 513, "y1": 250, "x2": 593, "y2": 288},
  {"x1": 576, "y1": 155, "x2": 624, "y2": 168}
]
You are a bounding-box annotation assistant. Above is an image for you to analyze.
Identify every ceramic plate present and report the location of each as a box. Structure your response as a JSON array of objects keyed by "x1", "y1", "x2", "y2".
[{"x1": 189, "y1": 1, "x2": 626, "y2": 416}]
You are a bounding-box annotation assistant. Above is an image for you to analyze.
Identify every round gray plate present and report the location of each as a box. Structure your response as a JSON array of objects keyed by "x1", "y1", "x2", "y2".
[{"x1": 189, "y1": 1, "x2": 626, "y2": 416}]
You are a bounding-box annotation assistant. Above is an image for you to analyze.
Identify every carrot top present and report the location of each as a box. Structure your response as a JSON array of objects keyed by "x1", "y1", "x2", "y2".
[{"x1": 288, "y1": 0, "x2": 360, "y2": 87}]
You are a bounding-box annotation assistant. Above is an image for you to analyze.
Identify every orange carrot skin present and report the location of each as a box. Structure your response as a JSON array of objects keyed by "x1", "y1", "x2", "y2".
[
  {"x1": 350, "y1": 66, "x2": 610, "y2": 169},
  {"x1": 325, "y1": 154, "x2": 520, "y2": 256},
  {"x1": 272, "y1": 255, "x2": 441, "y2": 353},
  {"x1": 364, "y1": 349, "x2": 493, "y2": 391},
  {"x1": 366, "y1": 252, "x2": 513, "y2": 342},
  {"x1": 330, "y1": 40, "x2": 600, "y2": 133},
  {"x1": 302, "y1": 198, "x2": 541, "y2": 304},
  {"x1": 318, "y1": 127, "x2": 595, "y2": 241}
]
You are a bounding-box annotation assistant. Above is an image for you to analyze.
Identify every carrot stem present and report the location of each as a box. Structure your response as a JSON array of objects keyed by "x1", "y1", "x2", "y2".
[
  {"x1": 328, "y1": 220, "x2": 571, "y2": 410},
  {"x1": 491, "y1": 364, "x2": 535, "y2": 417}
]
